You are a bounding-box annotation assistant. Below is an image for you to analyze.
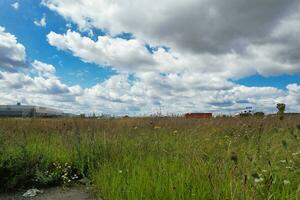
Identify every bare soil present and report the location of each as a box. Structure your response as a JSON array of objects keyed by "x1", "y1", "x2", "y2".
[{"x1": 0, "y1": 186, "x2": 101, "y2": 200}]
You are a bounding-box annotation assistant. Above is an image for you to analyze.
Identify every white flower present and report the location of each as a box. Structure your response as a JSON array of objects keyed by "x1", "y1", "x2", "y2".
[
  {"x1": 292, "y1": 151, "x2": 300, "y2": 156},
  {"x1": 279, "y1": 160, "x2": 286, "y2": 163},
  {"x1": 283, "y1": 180, "x2": 290, "y2": 185},
  {"x1": 254, "y1": 177, "x2": 264, "y2": 183},
  {"x1": 119, "y1": 170, "x2": 123, "y2": 174}
]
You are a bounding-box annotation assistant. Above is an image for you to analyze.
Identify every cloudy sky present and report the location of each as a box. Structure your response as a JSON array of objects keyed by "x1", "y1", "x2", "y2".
[{"x1": 0, "y1": 0, "x2": 300, "y2": 115}]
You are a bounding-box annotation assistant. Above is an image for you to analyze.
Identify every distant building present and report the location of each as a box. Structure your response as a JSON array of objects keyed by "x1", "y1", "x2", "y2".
[
  {"x1": 0, "y1": 103, "x2": 65, "y2": 117},
  {"x1": 184, "y1": 113, "x2": 213, "y2": 119}
]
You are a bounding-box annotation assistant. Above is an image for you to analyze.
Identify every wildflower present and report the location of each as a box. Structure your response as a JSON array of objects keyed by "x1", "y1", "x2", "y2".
[
  {"x1": 262, "y1": 170, "x2": 267, "y2": 173},
  {"x1": 119, "y1": 170, "x2": 123, "y2": 174},
  {"x1": 292, "y1": 151, "x2": 300, "y2": 156},
  {"x1": 173, "y1": 130, "x2": 178, "y2": 134},
  {"x1": 279, "y1": 160, "x2": 286, "y2": 163},
  {"x1": 285, "y1": 166, "x2": 292, "y2": 169},
  {"x1": 254, "y1": 177, "x2": 264, "y2": 183},
  {"x1": 283, "y1": 180, "x2": 290, "y2": 185}
]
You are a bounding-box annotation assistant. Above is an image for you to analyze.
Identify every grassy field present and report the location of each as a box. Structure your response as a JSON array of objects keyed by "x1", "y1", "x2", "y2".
[{"x1": 0, "y1": 116, "x2": 299, "y2": 199}]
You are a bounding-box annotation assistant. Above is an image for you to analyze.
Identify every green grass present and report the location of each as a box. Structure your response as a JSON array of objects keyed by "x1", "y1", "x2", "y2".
[{"x1": 0, "y1": 117, "x2": 299, "y2": 199}]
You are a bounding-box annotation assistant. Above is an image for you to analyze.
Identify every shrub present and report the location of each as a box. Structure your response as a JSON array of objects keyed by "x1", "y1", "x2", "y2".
[
  {"x1": 276, "y1": 103, "x2": 285, "y2": 120},
  {"x1": 254, "y1": 112, "x2": 265, "y2": 117},
  {"x1": 0, "y1": 155, "x2": 43, "y2": 191}
]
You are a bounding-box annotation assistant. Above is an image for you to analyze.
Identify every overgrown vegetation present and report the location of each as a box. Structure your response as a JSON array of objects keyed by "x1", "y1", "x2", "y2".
[
  {"x1": 0, "y1": 117, "x2": 299, "y2": 199},
  {"x1": 277, "y1": 103, "x2": 286, "y2": 120}
]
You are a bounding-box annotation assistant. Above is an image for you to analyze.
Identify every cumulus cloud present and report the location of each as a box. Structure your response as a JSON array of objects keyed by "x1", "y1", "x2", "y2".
[
  {"x1": 0, "y1": 26, "x2": 26, "y2": 71},
  {"x1": 279, "y1": 84, "x2": 300, "y2": 112},
  {"x1": 0, "y1": 59, "x2": 84, "y2": 113},
  {"x1": 42, "y1": 0, "x2": 299, "y2": 51},
  {"x1": 2, "y1": 1, "x2": 300, "y2": 115},
  {"x1": 46, "y1": 29, "x2": 300, "y2": 92},
  {"x1": 1, "y1": 62, "x2": 69, "y2": 95},
  {"x1": 34, "y1": 15, "x2": 47, "y2": 27},
  {"x1": 78, "y1": 74, "x2": 300, "y2": 115},
  {"x1": 11, "y1": 2, "x2": 19, "y2": 10},
  {"x1": 47, "y1": 30, "x2": 156, "y2": 72},
  {"x1": 1, "y1": 59, "x2": 300, "y2": 115},
  {"x1": 32, "y1": 60, "x2": 56, "y2": 78},
  {"x1": 43, "y1": 16, "x2": 300, "y2": 114},
  {"x1": 43, "y1": 0, "x2": 300, "y2": 77}
]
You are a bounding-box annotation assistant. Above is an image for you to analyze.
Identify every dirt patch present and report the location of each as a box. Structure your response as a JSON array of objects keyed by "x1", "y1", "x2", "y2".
[{"x1": 0, "y1": 186, "x2": 101, "y2": 200}]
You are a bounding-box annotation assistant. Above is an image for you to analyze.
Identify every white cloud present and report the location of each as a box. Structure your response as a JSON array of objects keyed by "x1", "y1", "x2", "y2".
[
  {"x1": 42, "y1": 0, "x2": 300, "y2": 78},
  {"x1": 0, "y1": 26, "x2": 26, "y2": 71},
  {"x1": 1, "y1": 60, "x2": 300, "y2": 115},
  {"x1": 32, "y1": 60, "x2": 56, "y2": 78},
  {"x1": 47, "y1": 30, "x2": 156, "y2": 72},
  {"x1": 44, "y1": 28, "x2": 300, "y2": 114},
  {"x1": 279, "y1": 84, "x2": 300, "y2": 112},
  {"x1": 11, "y1": 2, "x2": 19, "y2": 10},
  {"x1": 42, "y1": 0, "x2": 299, "y2": 50},
  {"x1": 46, "y1": 29, "x2": 300, "y2": 87},
  {"x1": 3, "y1": 1, "x2": 300, "y2": 115},
  {"x1": 34, "y1": 16, "x2": 47, "y2": 27},
  {"x1": 0, "y1": 59, "x2": 84, "y2": 113}
]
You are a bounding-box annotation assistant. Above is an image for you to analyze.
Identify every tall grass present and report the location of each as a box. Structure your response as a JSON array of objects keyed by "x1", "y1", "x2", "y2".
[{"x1": 0, "y1": 116, "x2": 299, "y2": 199}]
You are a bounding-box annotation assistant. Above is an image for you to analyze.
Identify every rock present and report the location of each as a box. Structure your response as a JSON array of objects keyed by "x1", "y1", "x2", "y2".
[
  {"x1": 22, "y1": 189, "x2": 43, "y2": 198},
  {"x1": 78, "y1": 177, "x2": 90, "y2": 185}
]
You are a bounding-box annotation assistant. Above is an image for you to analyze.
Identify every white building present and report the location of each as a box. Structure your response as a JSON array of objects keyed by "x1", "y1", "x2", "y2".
[{"x1": 0, "y1": 103, "x2": 65, "y2": 117}]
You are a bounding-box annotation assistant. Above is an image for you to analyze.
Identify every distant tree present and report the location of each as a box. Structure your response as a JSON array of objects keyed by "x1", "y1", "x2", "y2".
[
  {"x1": 239, "y1": 112, "x2": 252, "y2": 117},
  {"x1": 254, "y1": 112, "x2": 265, "y2": 117},
  {"x1": 277, "y1": 103, "x2": 286, "y2": 120}
]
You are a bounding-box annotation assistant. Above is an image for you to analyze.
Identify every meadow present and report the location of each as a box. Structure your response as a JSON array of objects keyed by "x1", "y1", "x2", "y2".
[{"x1": 0, "y1": 116, "x2": 299, "y2": 199}]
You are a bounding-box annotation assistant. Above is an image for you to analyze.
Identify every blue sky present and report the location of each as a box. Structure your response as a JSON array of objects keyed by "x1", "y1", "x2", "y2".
[
  {"x1": 0, "y1": 0, "x2": 300, "y2": 115},
  {"x1": 235, "y1": 75, "x2": 300, "y2": 90},
  {"x1": 0, "y1": 0, "x2": 116, "y2": 88}
]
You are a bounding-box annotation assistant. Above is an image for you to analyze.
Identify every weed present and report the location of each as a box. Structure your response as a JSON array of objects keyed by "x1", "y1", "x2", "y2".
[{"x1": 0, "y1": 116, "x2": 299, "y2": 199}]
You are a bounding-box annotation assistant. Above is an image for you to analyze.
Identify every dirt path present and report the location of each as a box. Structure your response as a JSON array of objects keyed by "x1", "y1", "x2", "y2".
[{"x1": 0, "y1": 186, "x2": 101, "y2": 200}]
